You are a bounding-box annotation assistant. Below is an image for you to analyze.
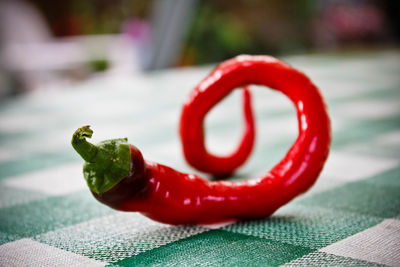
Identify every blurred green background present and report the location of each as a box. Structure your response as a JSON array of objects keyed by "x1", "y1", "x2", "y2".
[
  {"x1": 0, "y1": 0, "x2": 399, "y2": 97},
  {"x1": 29, "y1": 0, "x2": 399, "y2": 62}
]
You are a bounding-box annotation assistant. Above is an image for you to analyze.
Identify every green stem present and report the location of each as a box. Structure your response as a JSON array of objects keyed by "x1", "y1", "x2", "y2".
[
  {"x1": 71, "y1": 125, "x2": 98, "y2": 162},
  {"x1": 71, "y1": 125, "x2": 131, "y2": 195}
]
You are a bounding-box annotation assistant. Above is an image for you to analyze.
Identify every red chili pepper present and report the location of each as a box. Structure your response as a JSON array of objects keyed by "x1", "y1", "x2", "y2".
[
  {"x1": 72, "y1": 55, "x2": 331, "y2": 225},
  {"x1": 180, "y1": 84, "x2": 255, "y2": 176}
]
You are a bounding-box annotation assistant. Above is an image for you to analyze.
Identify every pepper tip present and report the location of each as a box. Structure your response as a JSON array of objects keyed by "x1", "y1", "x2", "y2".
[{"x1": 73, "y1": 125, "x2": 93, "y2": 141}]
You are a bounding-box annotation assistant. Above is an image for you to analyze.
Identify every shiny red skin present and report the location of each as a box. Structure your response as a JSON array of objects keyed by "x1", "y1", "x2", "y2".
[
  {"x1": 98, "y1": 55, "x2": 331, "y2": 225},
  {"x1": 180, "y1": 85, "x2": 255, "y2": 177}
]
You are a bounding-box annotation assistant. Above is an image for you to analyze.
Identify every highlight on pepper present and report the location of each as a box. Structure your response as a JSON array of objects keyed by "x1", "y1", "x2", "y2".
[{"x1": 72, "y1": 55, "x2": 331, "y2": 225}]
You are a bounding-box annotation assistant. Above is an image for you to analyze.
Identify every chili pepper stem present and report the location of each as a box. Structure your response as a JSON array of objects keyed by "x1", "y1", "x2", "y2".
[
  {"x1": 72, "y1": 126, "x2": 132, "y2": 195},
  {"x1": 71, "y1": 125, "x2": 98, "y2": 162}
]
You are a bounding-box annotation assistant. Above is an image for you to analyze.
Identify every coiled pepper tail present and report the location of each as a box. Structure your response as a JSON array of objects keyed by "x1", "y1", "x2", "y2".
[
  {"x1": 180, "y1": 82, "x2": 256, "y2": 177},
  {"x1": 179, "y1": 55, "x2": 331, "y2": 185}
]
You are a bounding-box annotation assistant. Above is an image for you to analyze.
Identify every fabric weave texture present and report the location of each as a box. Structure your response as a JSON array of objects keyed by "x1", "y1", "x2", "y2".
[{"x1": 0, "y1": 51, "x2": 399, "y2": 266}]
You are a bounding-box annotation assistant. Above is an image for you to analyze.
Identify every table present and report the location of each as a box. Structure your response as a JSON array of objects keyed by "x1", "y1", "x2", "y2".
[{"x1": 1, "y1": 50, "x2": 399, "y2": 266}]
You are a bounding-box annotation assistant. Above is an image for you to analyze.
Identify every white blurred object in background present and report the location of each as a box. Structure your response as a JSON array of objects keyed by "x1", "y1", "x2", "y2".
[{"x1": 0, "y1": 0, "x2": 139, "y2": 98}]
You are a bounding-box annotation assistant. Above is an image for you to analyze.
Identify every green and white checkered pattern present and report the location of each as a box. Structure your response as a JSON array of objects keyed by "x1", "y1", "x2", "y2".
[{"x1": 1, "y1": 50, "x2": 399, "y2": 266}]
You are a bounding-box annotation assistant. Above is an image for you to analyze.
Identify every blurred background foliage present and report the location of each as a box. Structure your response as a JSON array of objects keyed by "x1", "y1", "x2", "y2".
[
  {"x1": 0, "y1": 0, "x2": 399, "y2": 97},
  {"x1": 30, "y1": 0, "x2": 151, "y2": 36},
  {"x1": 26, "y1": 0, "x2": 400, "y2": 65}
]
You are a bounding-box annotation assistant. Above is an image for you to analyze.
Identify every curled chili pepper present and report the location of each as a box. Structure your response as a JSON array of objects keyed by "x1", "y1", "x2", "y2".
[
  {"x1": 72, "y1": 55, "x2": 331, "y2": 225},
  {"x1": 180, "y1": 85, "x2": 255, "y2": 177}
]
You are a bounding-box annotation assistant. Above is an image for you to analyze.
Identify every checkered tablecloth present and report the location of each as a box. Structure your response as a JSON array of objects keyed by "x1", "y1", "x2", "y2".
[{"x1": 1, "y1": 51, "x2": 399, "y2": 266}]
